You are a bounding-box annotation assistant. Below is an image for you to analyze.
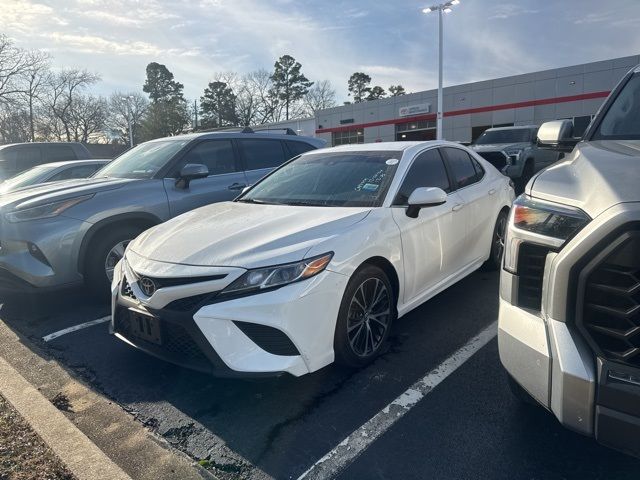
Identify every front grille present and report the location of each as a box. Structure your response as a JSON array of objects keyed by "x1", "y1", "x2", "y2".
[
  {"x1": 114, "y1": 308, "x2": 211, "y2": 368},
  {"x1": 164, "y1": 293, "x2": 217, "y2": 312},
  {"x1": 233, "y1": 322, "x2": 300, "y2": 356},
  {"x1": 517, "y1": 243, "x2": 550, "y2": 311},
  {"x1": 122, "y1": 279, "x2": 137, "y2": 300},
  {"x1": 132, "y1": 273, "x2": 227, "y2": 289},
  {"x1": 477, "y1": 151, "x2": 508, "y2": 170},
  {"x1": 579, "y1": 231, "x2": 640, "y2": 367}
]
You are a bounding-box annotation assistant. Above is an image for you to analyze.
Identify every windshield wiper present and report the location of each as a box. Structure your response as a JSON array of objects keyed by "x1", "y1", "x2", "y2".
[{"x1": 236, "y1": 198, "x2": 277, "y2": 205}]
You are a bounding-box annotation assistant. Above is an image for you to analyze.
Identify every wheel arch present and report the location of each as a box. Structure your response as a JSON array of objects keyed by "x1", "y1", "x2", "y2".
[
  {"x1": 77, "y1": 212, "x2": 162, "y2": 274},
  {"x1": 358, "y1": 256, "x2": 401, "y2": 312}
]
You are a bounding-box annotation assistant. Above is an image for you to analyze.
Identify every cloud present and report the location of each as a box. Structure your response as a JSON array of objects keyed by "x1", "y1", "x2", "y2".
[{"x1": 488, "y1": 4, "x2": 539, "y2": 20}]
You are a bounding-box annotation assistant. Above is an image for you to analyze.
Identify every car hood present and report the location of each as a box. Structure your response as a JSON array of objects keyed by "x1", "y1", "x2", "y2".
[
  {"x1": 528, "y1": 140, "x2": 640, "y2": 218},
  {"x1": 470, "y1": 142, "x2": 531, "y2": 152},
  {"x1": 0, "y1": 177, "x2": 137, "y2": 211},
  {"x1": 128, "y1": 201, "x2": 373, "y2": 269}
]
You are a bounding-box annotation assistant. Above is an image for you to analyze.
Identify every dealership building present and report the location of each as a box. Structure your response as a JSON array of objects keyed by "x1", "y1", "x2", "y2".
[{"x1": 312, "y1": 54, "x2": 639, "y2": 146}]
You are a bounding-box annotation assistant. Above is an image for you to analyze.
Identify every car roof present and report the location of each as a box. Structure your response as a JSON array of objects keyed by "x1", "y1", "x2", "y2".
[
  {"x1": 0, "y1": 142, "x2": 86, "y2": 149},
  {"x1": 318, "y1": 140, "x2": 454, "y2": 153},
  {"x1": 484, "y1": 125, "x2": 537, "y2": 131},
  {"x1": 147, "y1": 130, "x2": 322, "y2": 143}
]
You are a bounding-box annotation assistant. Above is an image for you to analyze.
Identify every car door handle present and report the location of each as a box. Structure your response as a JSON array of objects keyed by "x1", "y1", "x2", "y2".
[
  {"x1": 452, "y1": 203, "x2": 465, "y2": 212},
  {"x1": 227, "y1": 183, "x2": 247, "y2": 191},
  {"x1": 488, "y1": 188, "x2": 496, "y2": 195}
]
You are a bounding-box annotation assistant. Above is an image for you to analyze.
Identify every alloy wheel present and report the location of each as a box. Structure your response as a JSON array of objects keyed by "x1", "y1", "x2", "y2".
[
  {"x1": 347, "y1": 278, "x2": 391, "y2": 357},
  {"x1": 105, "y1": 240, "x2": 129, "y2": 282},
  {"x1": 494, "y1": 215, "x2": 507, "y2": 263}
]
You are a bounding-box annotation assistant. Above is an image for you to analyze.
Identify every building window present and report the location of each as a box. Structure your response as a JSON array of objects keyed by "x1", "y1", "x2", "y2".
[
  {"x1": 395, "y1": 120, "x2": 436, "y2": 133},
  {"x1": 332, "y1": 129, "x2": 364, "y2": 146}
]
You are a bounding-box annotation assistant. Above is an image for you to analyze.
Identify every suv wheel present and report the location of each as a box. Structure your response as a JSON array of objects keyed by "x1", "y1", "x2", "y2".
[
  {"x1": 334, "y1": 265, "x2": 397, "y2": 367},
  {"x1": 85, "y1": 225, "x2": 144, "y2": 298}
]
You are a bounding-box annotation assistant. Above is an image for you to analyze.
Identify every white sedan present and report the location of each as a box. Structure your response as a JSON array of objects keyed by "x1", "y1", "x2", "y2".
[{"x1": 111, "y1": 141, "x2": 514, "y2": 376}]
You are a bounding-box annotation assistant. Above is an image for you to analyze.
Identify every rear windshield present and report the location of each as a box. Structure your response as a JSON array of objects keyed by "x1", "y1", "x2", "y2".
[
  {"x1": 474, "y1": 129, "x2": 534, "y2": 145},
  {"x1": 593, "y1": 73, "x2": 640, "y2": 140}
]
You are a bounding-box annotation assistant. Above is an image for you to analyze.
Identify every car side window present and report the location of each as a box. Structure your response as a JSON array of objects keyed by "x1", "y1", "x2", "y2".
[
  {"x1": 177, "y1": 140, "x2": 238, "y2": 176},
  {"x1": 470, "y1": 155, "x2": 485, "y2": 181},
  {"x1": 45, "y1": 145, "x2": 76, "y2": 163},
  {"x1": 17, "y1": 147, "x2": 43, "y2": 169},
  {"x1": 443, "y1": 147, "x2": 481, "y2": 189},
  {"x1": 285, "y1": 141, "x2": 315, "y2": 158},
  {"x1": 49, "y1": 164, "x2": 99, "y2": 182},
  {"x1": 393, "y1": 149, "x2": 451, "y2": 206},
  {"x1": 240, "y1": 139, "x2": 287, "y2": 170}
]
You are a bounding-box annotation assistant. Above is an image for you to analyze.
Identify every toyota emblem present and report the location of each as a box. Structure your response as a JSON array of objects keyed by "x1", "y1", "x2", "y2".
[{"x1": 139, "y1": 277, "x2": 156, "y2": 297}]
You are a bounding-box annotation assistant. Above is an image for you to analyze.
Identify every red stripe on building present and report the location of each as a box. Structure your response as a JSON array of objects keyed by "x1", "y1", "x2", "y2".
[{"x1": 315, "y1": 90, "x2": 610, "y2": 134}]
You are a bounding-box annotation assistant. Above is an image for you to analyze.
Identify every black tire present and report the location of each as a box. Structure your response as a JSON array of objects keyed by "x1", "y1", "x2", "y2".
[
  {"x1": 85, "y1": 225, "x2": 144, "y2": 298},
  {"x1": 334, "y1": 265, "x2": 397, "y2": 368},
  {"x1": 507, "y1": 374, "x2": 539, "y2": 407},
  {"x1": 516, "y1": 160, "x2": 534, "y2": 193},
  {"x1": 482, "y1": 210, "x2": 508, "y2": 271}
]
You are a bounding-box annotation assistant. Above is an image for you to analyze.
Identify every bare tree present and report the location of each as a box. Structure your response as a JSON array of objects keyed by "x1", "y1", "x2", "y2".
[
  {"x1": 107, "y1": 92, "x2": 149, "y2": 144},
  {"x1": 236, "y1": 69, "x2": 280, "y2": 126},
  {"x1": 18, "y1": 50, "x2": 52, "y2": 141},
  {"x1": 0, "y1": 103, "x2": 30, "y2": 143},
  {"x1": 69, "y1": 94, "x2": 107, "y2": 142},
  {"x1": 45, "y1": 69, "x2": 100, "y2": 141},
  {"x1": 303, "y1": 80, "x2": 337, "y2": 116},
  {"x1": 0, "y1": 35, "x2": 34, "y2": 104}
]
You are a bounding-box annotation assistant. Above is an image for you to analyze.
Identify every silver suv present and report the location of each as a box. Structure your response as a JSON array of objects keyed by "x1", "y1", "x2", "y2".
[
  {"x1": 499, "y1": 65, "x2": 640, "y2": 457},
  {"x1": 471, "y1": 125, "x2": 561, "y2": 191},
  {"x1": 0, "y1": 129, "x2": 324, "y2": 295}
]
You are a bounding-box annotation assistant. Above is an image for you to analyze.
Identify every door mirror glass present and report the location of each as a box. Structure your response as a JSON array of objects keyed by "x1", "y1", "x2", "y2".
[
  {"x1": 176, "y1": 163, "x2": 208, "y2": 189},
  {"x1": 406, "y1": 187, "x2": 447, "y2": 218},
  {"x1": 537, "y1": 120, "x2": 578, "y2": 152}
]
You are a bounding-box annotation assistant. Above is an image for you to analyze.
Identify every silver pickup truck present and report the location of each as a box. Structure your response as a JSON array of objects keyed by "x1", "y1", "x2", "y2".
[{"x1": 470, "y1": 125, "x2": 561, "y2": 191}]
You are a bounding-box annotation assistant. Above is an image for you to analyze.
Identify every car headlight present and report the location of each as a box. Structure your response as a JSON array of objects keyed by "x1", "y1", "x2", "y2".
[
  {"x1": 503, "y1": 195, "x2": 590, "y2": 273},
  {"x1": 5, "y1": 195, "x2": 94, "y2": 223},
  {"x1": 220, "y1": 252, "x2": 333, "y2": 296}
]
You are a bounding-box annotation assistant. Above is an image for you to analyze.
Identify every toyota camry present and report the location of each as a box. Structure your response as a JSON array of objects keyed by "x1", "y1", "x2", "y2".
[{"x1": 111, "y1": 141, "x2": 514, "y2": 376}]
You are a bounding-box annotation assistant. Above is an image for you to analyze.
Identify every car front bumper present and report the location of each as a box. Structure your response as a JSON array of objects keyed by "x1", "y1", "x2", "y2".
[
  {"x1": 110, "y1": 261, "x2": 349, "y2": 377},
  {"x1": 0, "y1": 216, "x2": 88, "y2": 291}
]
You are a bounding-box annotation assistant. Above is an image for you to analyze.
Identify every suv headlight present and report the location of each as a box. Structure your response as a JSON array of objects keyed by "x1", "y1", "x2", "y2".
[
  {"x1": 5, "y1": 195, "x2": 94, "y2": 223},
  {"x1": 503, "y1": 195, "x2": 590, "y2": 273},
  {"x1": 220, "y1": 252, "x2": 333, "y2": 296}
]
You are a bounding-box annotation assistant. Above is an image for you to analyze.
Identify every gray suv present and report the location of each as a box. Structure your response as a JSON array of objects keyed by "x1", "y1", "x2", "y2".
[
  {"x1": 0, "y1": 142, "x2": 92, "y2": 180},
  {"x1": 471, "y1": 126, "x2": 561, "y2": 191},
  {"x1": 499, "y1": 65, "x2": 640, "y2": 457},
  {"x1": 0, "y1": 130, "x2": 324, "y2": 295}
]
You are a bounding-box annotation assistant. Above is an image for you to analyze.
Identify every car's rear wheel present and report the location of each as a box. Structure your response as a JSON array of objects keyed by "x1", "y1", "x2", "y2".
[
  {"x1": 85, "y1": 225, "x2": 144, "y2": 298},
  {"x1": 334, "y1": 265, "x2": 397, "y2": 368},
  {"x1": 483, "y1": 210, "x2": 508, "y2": 271}
]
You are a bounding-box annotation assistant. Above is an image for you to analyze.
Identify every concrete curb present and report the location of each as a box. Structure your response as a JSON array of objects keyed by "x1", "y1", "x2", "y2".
[{"x1": 0, "y1": 354, "x2": 131, "y2": 480}]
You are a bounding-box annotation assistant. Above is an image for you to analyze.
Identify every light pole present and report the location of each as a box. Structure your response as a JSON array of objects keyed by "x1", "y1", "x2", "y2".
[
  {"x1": 422, "y1": 0, "x2": 460, "y2": 140},
  {"x1": 121, "y1": 95, "x2": 134, "y2": 148}
]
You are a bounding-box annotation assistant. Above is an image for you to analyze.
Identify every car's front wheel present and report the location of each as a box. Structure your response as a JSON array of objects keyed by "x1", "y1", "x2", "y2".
[
  {"x1": 483, "y1": 210, "x2": 508, "y2": 271},
  {"x1": 85, "y1": 225, "x2": 144, "y2": 298},
  {"x1": 334, "y1": 265, "x2": 397, "y2": 367}
]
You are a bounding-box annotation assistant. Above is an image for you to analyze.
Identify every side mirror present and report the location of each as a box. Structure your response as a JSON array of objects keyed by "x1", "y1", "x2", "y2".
[
  {"x1": 175, "y1": 163, "x2": 208, "y2": 189},
  {"x1": 406, "y1": 187, "x2": 447, "y2": 218},
  {"x1": 537, "y1": 120, "x2": 579, "y2": 153}
]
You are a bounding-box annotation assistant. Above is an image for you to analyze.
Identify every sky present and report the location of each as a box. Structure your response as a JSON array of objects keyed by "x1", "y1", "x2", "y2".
[{"x1": 2, "y1": 0, "x2": 640, "y2": 103}]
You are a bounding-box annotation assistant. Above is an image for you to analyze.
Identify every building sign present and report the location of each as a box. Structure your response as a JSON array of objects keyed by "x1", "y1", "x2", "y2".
[
  {"x1": 399, "y1": 103, "x2": 431, "y2": 117},
  {"x1": 339, "y1": 118, "x2": 355, "y2": 124}
]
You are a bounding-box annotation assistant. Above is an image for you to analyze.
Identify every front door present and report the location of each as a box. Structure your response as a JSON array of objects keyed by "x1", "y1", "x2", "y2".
[
  {"x1": 391, "y1": 148, "x2": 466, "y2": 303},
  {"x1": 163, "y1": 139, "x2": 248, "y2": 218}
]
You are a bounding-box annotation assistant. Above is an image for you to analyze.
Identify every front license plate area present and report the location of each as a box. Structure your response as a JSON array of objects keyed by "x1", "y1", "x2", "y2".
[{"x1": 128, "y1": 309, "x2": 162, "y2": 345}]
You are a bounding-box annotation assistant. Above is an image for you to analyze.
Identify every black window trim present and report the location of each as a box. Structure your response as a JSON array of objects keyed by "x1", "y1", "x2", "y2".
[{"x1": 390, "y1": 146, "x2": 455, "y2": 207}]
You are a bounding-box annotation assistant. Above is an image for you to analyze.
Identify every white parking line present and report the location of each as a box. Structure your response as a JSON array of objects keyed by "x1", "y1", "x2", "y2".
[
  {"x1": 298, "y1": 320, "x2": 498, "y2": 480},
  {"x1": 42, "y1": 316, "x2": 111, "y2": 342}
]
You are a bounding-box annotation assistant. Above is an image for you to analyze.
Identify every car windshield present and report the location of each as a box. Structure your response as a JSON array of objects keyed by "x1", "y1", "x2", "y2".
[
  {"x1": 239, "y1": 150, "x2": 403, "y2": 207},
  {"x1": 474, "y1": 128, "x2": 533, "y2": 144},
  {"x1": 593, "y1": 73, "x2": 640, "y2": 140},
  {"x1": 0, "y1": 165, "x2": 53, "y2": 191},
  {"x1": 94, "y1": 140, "x2": 189, "y2": 179}
]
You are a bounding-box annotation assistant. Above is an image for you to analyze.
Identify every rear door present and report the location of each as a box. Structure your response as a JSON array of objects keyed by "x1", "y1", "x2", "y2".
[
  {"x1": 391, "y1": 148, "x2": 466, "y2": 302},
  {"x1": 239, "y1": 138, "x2": 288, "y2": 186},
  {"x1": 43, "y1": 144, "x2": 77, "y2": 164},
  {"x1": 163, "y1": 139, "x2": 247, "y2": 217},
  {"x1": 441, "y1": 147, "x2": 496, "y2": 267}
]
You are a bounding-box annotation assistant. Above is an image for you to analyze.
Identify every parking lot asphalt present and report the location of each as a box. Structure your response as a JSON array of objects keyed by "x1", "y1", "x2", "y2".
[{"x1": 2, "y1": 270, "x2": 640, "y2": 480}]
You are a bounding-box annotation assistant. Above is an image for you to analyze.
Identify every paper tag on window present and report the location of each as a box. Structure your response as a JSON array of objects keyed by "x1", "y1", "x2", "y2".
[{"x1": 386, "y1": 159, "x2": 399, "y2": 165}]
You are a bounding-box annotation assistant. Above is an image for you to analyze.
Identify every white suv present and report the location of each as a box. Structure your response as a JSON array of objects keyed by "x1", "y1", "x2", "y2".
[{"x1": 499, "y1": 65, "x2": 640, "y2": 457}]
